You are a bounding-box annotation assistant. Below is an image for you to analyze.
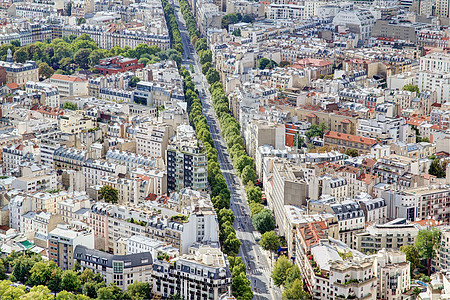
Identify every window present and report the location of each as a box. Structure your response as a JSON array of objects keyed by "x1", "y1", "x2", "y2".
[{"x1": 114, "y1": 262, "x2": 123, "y2": 274}]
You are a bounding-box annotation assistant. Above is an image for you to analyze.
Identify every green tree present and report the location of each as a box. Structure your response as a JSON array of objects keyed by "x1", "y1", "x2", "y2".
[
  {"x1": 21, "y1": 285, "x2": 53, "y2": 300},
  {"x1": 403, "y1": 84, "x2": 420, "y2": 93},
  {"x1": 63, "y1": 102, "x2": 77, "y2": 110},
  {"x1": 246, "y1": 184, "x2": 262, "y2": 203},
  {"x1": 280, "y1": 61, "x2": 290, "y2": 67},
  {"x1": 415, "y1": 228, "x2": 441, "y2": 275},
  {"x1": 206, "y1": 68, "x2": 220, "y2": 84},
  {"x1": 282, "y1": 279, "x2": 309, "y2": 300},
  {"x1": 96, "y1": 287, "x2": 114, "y2": 300},
  {"x1": 223, "y1": 233, "x2": 241, "y2": 255},
  {"x1": 13, "y1": 47, "x2": 28, "y2": 63},
  {"x1": 125, "y1": 282, "x2": 151, "y2": 300},
  {"x1": 249, "y1": 202, "x2": 263, "y2": 217},
  {"x1": 38, "y1": 62, "x2": 54, "y2": 79},
  {"x1": 129, "y1": 76, "x2": 141, "y2": 88},
  {"x1": 232, "y1": 28, "x2": 241, "y2": 36},
  {"x1": 222, "y1": 13, "x2": 239, "y2": 29},
  {"x1": 74, "y1": 48, "x2": 91, "y2": 69},
  {"x1": 0, "y1": 259, "x2": 6, "y2": 280},
  {"x1": 400, "y1": 244, "x2": 420, "y2": 273},
  {"x1": 345, "y1": 148, "x2": 359, "y2": 157},
  {"x1": 65, "y1": 2, "x2": 72, "y2": 16},
  {"x1": 11, "y1": 255, "x2": 39, "y2": 283},
  {"x1": 306, "y1": 122, "x2": 327, "y2": 139},
  {"x1": 258, "y1": 57, "x2": 277, "y2": 69},
  {"x1": 201, "y1": 62, "x2": 212, "y2": 75},
  {"x1": 259, "y1": 231, "x2": 280, "y2": 252},
  {"x1": 285, "y1": 265, "x2": 301, "y2": 287},
  {"x1": 199, "y1": 50, "x2": 212, "y2": 65},
  {"x1": 60, "y1": 270, "x2": 81, "y2": 292},
  {"x1": 429, "y1": 159, "x2": 446, "y2": 178},
  {"x1": 195, "y1": 38, "x2": 207, "y2": 51},
  {"x1": 231, "y1": 272, "x2": 253, "y2": 299},
  {"x1": 0, "y1": 282, "x2": 26, "y2": 299},
  {"x1": 241, "y1": 165, "x2": 256, "y2": 186},
  {"x1": 11, "y1": 40, "x2": 20, "y2": 47},
  {"x1": 138, "y1": 57, "x2": 150, "y2": 66},
  {"x1": 99, "y1": 185, "x2": 119, "y2": 204},
  {"x1": 412, "y1": 287, "x2": 421, "y2": 299},
  {"x1": 252, "y1": 209, "x2": 275, "y2": 234},
  {"x1": 89, "y1": 50, "x2": 105, "y2": 66},
  {"x1": 168, "y1": 51, "x2": 182, "y2": 66},
  {"x1": 272, "y1": 256, "x2": 292, "y2": 287},
  {"x1": 217, "y1": 208, "x2": 235, "y2": 226},
  {"x1": 27, "y1": 260, "x2": 59, "y2": 287},
  {"x1": 242, "y1": 15, "x2": 253, "y2": 23},
  {"x1": 77, "y1": 17, "x2": 86, "y2": 26}
]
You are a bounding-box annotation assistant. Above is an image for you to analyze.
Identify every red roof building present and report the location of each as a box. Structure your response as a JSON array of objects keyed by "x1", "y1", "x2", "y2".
[
  {"x1": 95, "y1": 56, "x2": 144, "y2": 75},
  {"x1": 324, "y1": 131, "x2": 378, "y2": 153}
]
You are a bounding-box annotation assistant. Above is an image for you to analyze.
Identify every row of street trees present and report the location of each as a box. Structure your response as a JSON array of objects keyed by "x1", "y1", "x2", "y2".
[
  {"x1": 176, "y1": 1, "x2": 256, "y2": 297},
  {"x1": 161, "y1": 0, "x2": 183, "y2": 54},
  {"x1": 179, "y1": 66, "x2": 252, "y2": 299},
  {"x1": 0, "y1": 251, "x2": 152, "y2": 299}
]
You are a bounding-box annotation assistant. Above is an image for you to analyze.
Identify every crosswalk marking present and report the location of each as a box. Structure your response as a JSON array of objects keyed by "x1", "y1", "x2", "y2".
[{"x1": 248, "y1": 267, "x2": 271, "y2": 275}]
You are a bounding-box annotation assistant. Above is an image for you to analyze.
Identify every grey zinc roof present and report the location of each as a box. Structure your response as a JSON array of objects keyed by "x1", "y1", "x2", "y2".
[{"x1": 74, "y1": 245, "x2": 152, "y2": 268}]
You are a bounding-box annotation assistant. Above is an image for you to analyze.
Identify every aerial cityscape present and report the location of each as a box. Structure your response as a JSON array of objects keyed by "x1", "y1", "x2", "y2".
[{"x1": 0, "y1": 0, "x2": 447, "y2": 299}]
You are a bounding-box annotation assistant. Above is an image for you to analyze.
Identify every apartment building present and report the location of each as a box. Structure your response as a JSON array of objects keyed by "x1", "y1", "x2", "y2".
[
  {"x1": 115, "y1": 235, "x2": 179, "y2": 258},
  {"x1": 324, "y1": 131, "x2": 378, "y2": 154},
  {"x1": 270, "y1": 160, "x2": 308, "y2": 238},
  {"x1": 309, "y1": 199, "x2": 365, "y2": 246},
  {"x1": 354, "y1": 220, "x2": 419, "y2": 253},
  {"x1": 133, "y1": 81, "x2": 185, "y2": 108},
  {"x1": 20, "y1": 211, "x2": 63, "y2": 248},
  {"x1": 2, "y1": 141, "x2": 40, "y2": 173},
  {"x1": 152, "y1": 244, "x2": 232, "y2": 300},
  {"x1": 74, "y1": 245, "x2": 153, "y2": 290},
  {"x1": 285, "y1": 121, "x2": 311, "y2": 147},
  {"x1": 25, "y1": 81, "x2": 60, "y2": 108},
  {"x1": 49, "y1": 74, "x2": 88, "y2": 97},
  {"x1": 299, "y1": 238, "x2": 376, "y2": 300},
  {"x1": 374, "y1": 249, "x2": 411, "y2": 300},
  {"x1": 357, "y1": 114, "x2": 409, "y2": 144},
  {"x1": 356, "y1": 194, "x2": 387, "y2": 225},
  {"x1": 48, "y1": 223, "x2": 94, "y2": 270},
  {"x1": 53, "y1": 147, "x2": 87, "y2": 171},
  {"x1": 243, "y1": 120, "x2": 285, "y2": 159},
  {"x1": 333, "y1": 10, "x2": 375, "y2": 41},
  {"x1": 11, "y1": 172, "x2": 57, "y2": 192},
  {"x1": 166, "y1": 125, "x2": 207, "y2": 192},
  {"x1": 135, "y1": 121, "x2": 169, "y2": 159},
  {"x1": 373, "y1": 154, "x2": 420, "y2": 187},
  {"x1": 99, "y1": 175, "x2": 152, "y2": 205},
  {"x1": 89, "y1": 197, "x2": 219, "y2": 253},
  {"x1": 62, "y1": 24, "x2": 170, "y2": 51},
  {"x1": 106, "y1": 149, "x2": 165, "y2": 171},
  {"x1": 309, "y1": 175, "x2": 348, "y2": 201},
  {"x1": 403, "y1": 186, "x2": 450, "y2": 224},
  {"x1": 56, "y1": 192, "x2": 91, "y2": 223},
  {"x1": 83, "y1": 159, "x2": 127, "y2": 188},
  {"x1": 416, "y1": 52, "x2": 450, "y2": 103},
  {"x1": 0, "y1": 50, "x2": 38, "y2": 86}
]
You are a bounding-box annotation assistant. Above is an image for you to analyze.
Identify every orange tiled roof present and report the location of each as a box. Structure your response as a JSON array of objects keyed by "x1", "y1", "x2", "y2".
[
  {"x1": 324, "y1": 131, "x2": 378, "y2": 146},
  {"x1": 6, "y1": 82, "x2": 19, "y2": 89},
  {"x1": 51, "y1": 74, "x2": 87, "y2": 82}
]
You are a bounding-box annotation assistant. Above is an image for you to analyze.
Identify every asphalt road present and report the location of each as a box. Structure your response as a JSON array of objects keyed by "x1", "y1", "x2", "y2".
[{"x1": 170, "y1": 1, "x2": 279, "y2": 299}]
